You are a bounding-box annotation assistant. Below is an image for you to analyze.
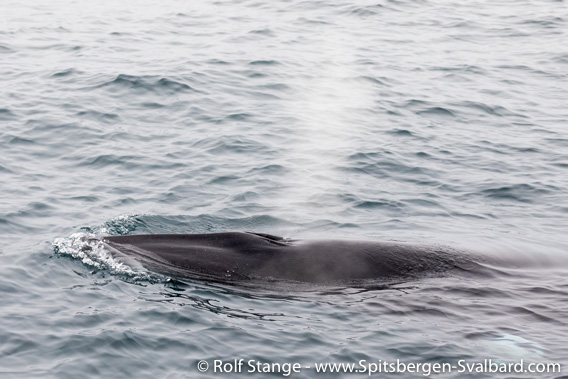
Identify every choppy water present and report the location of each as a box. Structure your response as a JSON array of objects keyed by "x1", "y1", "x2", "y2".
[{"x1": 1, "y1": 0, "x2": 568, "y2": 377}]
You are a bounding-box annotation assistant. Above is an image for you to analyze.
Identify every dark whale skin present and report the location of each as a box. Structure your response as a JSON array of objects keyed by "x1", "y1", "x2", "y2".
[{"x1": 102, "y1": 232, "x2": 484, "y2": 283}]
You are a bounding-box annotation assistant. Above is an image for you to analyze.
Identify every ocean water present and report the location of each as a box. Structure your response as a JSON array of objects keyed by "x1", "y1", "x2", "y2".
[{"x1": 1, "y1": 0, "x2": 568, "y2": 377}]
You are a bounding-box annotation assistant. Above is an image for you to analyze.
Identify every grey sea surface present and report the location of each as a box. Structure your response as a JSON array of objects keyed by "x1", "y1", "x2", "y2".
[{"x1": 1, "y1": 0, "x2": 568, "y2": 377}]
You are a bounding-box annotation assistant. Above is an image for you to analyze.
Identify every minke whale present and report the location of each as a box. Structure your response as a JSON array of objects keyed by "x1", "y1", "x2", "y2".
[{"x1": 101, "y1": 232, "x2": 489, "y2": 284}]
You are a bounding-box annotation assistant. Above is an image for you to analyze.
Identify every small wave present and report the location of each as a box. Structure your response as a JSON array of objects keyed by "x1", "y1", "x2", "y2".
[
  {"x1": 398, "y1": 100, "x2": 458, "y2": 120},
  {"x1": 208, "y1": 175, "x2": 240, "y2": 185},
  {"x1": 76, "y1": 154, "x2": 136, "y2": 168},
  {"x1": 387, "y1": 128, "x2": 413, "y2": 137},
  {"x1": 249, "y1": 28, "x2": 274, "y2": 36},
  {"x1": 354, "y1": 200, "x2": 404, "y2": 211},
  {"x1": 432, "y1": 64, "x2": 486, "y2": 75},
  {"x1": 342, "y1": 4, "x2": 384, "y2": 17},
  {"x1": 51, "y1": 68, "x2": 79, "y2": 78},
  {"x1": 521, "y1": 16, "x2": 564, "y2": 29},
  {"x1": 224, "y1": 112, "x2": 252, "y2": 121},
  {"x1": 295, "y1": 17, "x2": 331, "y2": 25},
  {"x1": 417, "y1": 107, "x2": 456, "y2": 118},
  {"x1": 479, "y1": 183, "x2": 550, "y2": 203},
  {"x1": 0, "y1": 108, "x2": 16, "y2": 120},
  {"x1": 455, "y1": 101, "x2": 523, "y2": 118},
  {"x1": 256, "y1": 83, "x2": 290, "y2": 92},
  {"x1": 0, "y1": 44, "x2": 13, "y2": 53},
  {"x1": 553, "y1": 53, "x2": 568, "y2": 64},
  {"x1": 140, "y1": 102, "x2": 165, "y2": 109},
  {"x1": 248, "y1": 60, "x2": 281, "y2": 66},
  {"x1": 193, "y1": 136, "x2": 273, "y2": 156},
  {"x1": 246, "y1": 164, "x2": 287, "y2": 176},
  {"x1": 206, "y1": 59, "x2": 231, "y2": 65},
  {"x1": 94, "y1": 74, "x2": 194, "y2": 96},
  {"x1": 6, "y1": 135, "x2": 35, "y2": 146},
  {"x1": 0, "y1": 217, "x2": 37, "y2": 234},
  {"x1": 231, "y1": 191, "x2": 260, "y2": 202},
  {"x1": 76, "y1": 110, "x2": 121, "y2": 124},
  {"x1": 355, "y1": 75, "x2": 388, "y2": 86},
  {"x1": 0, "y1": 164, "x2": 13, "y2": 174}
]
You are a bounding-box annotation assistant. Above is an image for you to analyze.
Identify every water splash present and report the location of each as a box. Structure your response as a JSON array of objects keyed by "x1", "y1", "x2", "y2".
[{"x1": 52, "y1": 230, "x2": 153, "y2": 282}]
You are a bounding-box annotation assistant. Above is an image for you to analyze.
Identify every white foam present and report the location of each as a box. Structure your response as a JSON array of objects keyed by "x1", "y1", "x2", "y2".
[{"x1": 52, "y1": 232, "x2": 153, "y2": 281}]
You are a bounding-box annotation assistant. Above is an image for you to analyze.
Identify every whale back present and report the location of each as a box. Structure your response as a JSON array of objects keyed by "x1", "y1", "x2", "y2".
[{"x1": 103, "y1": 232, "x2": 481, "y2": 283}]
